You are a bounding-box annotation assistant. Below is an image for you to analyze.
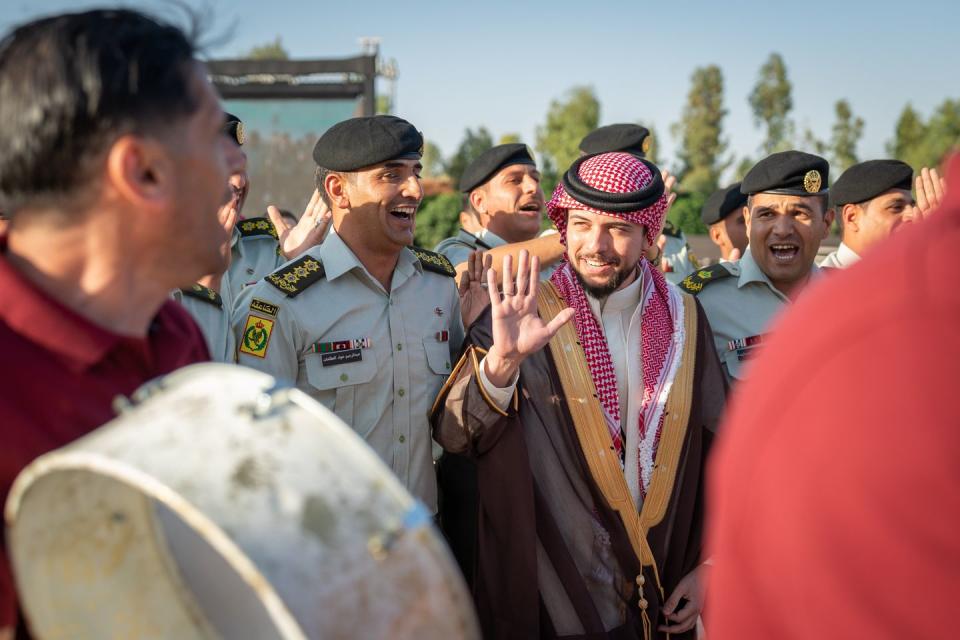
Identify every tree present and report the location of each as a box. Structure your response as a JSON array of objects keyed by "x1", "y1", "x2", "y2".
[
  {"x1": 536, "y1": 86, "x2": 600, "y2": 175},
  {"x1": 887, "y1": 104, "x2": 926, "y2": 161},
  {"x1": 829, "y1": 100, "x2": 864, "y2": 174},
  {"x1": 672, "y1": 65, "x2": 728, "y2": 195},
  {"x1": 414, "y1": 193, "x2": 461, "y2": 249},
  {"x1": 748, "y1": 53, "x2": 794, "y2": 155},
  {"x1": 245, "y1": 36, "x2": 289, "y2": 60},
  {"x1": 420, "y1": 141, "x2": 445, "y2": 178},
  {"x1": 800, "y1": 127, "x2": 827, "y2": 157},
  {"x1": 734, "y1": 156, "x2": 755, "y2": 181},
  {"x1": 667, "y1": 191, "x2": 708, "y2": 235},
  {"x1": 641, "y1": 122, "x2": 661, "y2": 166},
  {"x1": 499, "y1": 133, "x2": 521, "y2": 145},
  {"x1": 444, "y1": 127, "x2": 494, "y2": 187}
]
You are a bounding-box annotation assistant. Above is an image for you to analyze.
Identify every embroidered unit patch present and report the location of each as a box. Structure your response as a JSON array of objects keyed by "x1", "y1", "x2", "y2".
[{"x1": 239, "y1": 315, "x2": 274, "y2": 358}]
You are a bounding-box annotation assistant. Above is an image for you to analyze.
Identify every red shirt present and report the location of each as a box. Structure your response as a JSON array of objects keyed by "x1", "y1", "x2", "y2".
[
  {"x1": 0, "y1": 243, "x2": 209, "y2": 629},
  {"x1": 706, "y1": 157, "x2": 960, "y2": 639}
]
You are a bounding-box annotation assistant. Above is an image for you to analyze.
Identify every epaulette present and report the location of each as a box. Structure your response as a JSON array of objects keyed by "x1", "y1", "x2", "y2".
[
  {"x1": 179, "y1": 284, "x2": 222, "y2": 308},
  {"x1": 678, "y1": 264, "x2": 733, "y2": 295},
  {"x1": 236, "y1": 217, "x2": 278, "y2": 240},
  {"x1": 410, "y1": 246, "x2": 456, "y2": 277},
  {"x1": 662, "y1": 220, "x2": 683, "y2": 239},
  {"x1": 265, "y1": 255, "x2": 325, "y2": 297}
]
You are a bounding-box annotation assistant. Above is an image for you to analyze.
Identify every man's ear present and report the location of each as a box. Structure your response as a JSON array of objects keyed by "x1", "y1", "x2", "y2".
[
  {"x1": 841, "y1": 203, "x2": 859, "y2": 233},
  {"x1": 105, "y1": 134, "x2": 170, "y2": 210},
  {"x1": 470, "y1": 188, "x2": 486, "y2": 216},
  {"x1": 708, "y1": 222, "x2": 724, "y2": 247},
  {"x1": 823, "y1": 207, "x2": 837, "y2": 239},
  {"x1": 742, "y1": 205, "x2": 752, "y2": 237},
  {"x1": 325, "y1": 172, "x2": 350, "y2": 210}
]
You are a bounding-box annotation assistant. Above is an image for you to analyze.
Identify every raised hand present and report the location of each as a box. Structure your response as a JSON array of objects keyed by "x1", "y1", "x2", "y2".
[
  {"x1": 269, "y1": 189, "x2": 333, "y2": 260},
  {"x1": 913, "y1": 167, "x2": 947, "y2": 222},
  {"x1": 658, "y1": 564, "x2": 709, "y2": 634},
  {"x1": 458, "y1": 250, "x2": 492, "y2": 328},
  {"x1": 661, "y1": 169, "x2": 678, "y2": 211},
  {"x1": 484, "y1": 250, "x2": 574, "y2": 387}
]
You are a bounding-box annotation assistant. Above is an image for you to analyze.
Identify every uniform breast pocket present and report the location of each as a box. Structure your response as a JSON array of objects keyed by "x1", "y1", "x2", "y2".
[
  {"x1": 422, "y1": 337, "x2": 453, "y2": 378},
  {"x1": 304, "y1": 353, "x2": 378, "y2": 433},
  {"x1": 722, "y1": 347, "x2": 754, "y2": 381}
]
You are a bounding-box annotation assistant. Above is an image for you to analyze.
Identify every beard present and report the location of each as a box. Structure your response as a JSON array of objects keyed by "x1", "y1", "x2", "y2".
[{"x1": 572, "y1": 258, "x2": 639, "y2": 300}]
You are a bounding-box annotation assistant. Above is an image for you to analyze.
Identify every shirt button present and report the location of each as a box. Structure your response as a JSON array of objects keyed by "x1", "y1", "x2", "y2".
[
  {"x1": 398, "y1": 388, "x2": 405, "y2": 397},
  {"x1": 397, "y1": 343, "x2": 402, "y2": 351},
  {"x1": 340, "y1": 373, "x2": 349, "y2": 382},
  {"x1": 398, "y1": 435, "x2": 406, "y2": 443}
]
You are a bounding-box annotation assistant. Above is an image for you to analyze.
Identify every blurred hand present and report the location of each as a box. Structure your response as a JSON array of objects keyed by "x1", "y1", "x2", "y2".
[
  {"x1": 912, "y1": 167, "x2": 946, "y2": 222},
  {"x1": 458, "y1": 250, "x2": 492, "y2": 328},
  {"x1": 659, "y1": 564, "x2": 709, "y2": 634},
  {"x1": 271, "y1": 189, "x2": 332, "y2": 260}
]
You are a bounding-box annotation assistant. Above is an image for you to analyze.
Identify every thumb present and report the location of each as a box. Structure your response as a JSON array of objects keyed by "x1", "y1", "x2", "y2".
[
  {"x1": 728, "y1": 247, "x2": 741, "y2": 262},
  {"x1": 545, "y1": 307, "x2": 575, "y2": 336},
  {"x1": 266, "y1": 205, "x2": 288, "y2": 232}
]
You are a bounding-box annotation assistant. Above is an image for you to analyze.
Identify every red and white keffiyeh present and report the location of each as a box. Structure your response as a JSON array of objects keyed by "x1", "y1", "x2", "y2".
[{"x1": 547, "y1": 152, "x2": 686, "y2": 496}]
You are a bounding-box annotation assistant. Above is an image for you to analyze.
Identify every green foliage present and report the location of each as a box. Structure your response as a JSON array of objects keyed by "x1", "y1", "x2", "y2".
[
  {"x1": 830, "y1": 99, "x2": 864, "y2": 174},
  {"x1": 888, "y1": 99, "x2": 960, "y2": 171},
  {"x1": 499, "y1": 133, "x2": 521, "y2": 144},
  {"x1": 245, "y1": 36, "x2": 289, "y2": 60},
  {"x1": 536, "y1": 86, "x2": 600, "y2": 174},
  {"x1": 749, "y1": 53, "x2": 794, "y2": 155},
  {"x1": 414, "y1": 193, "x2": 462, "y2": 249},
  {"x1": 667, "y1": 191, "x2": 708, "y2": 235},
  {"x1": 642, "y1": 122, "x2": 660, "y2": 166},
  {"x1": 376, "y1": 95, "x2": 392, "y2": 115},
  {"x1": 445, "y1": 127, "x2": 494, "y2": 186},
  {"x1": 733, "y1": 156, "x2": 755, "y2": 181},
  {"x1": 421, "y1": 141, "x2": 445, "y2": 178},
  {"x1": 672, "y1": 65, "x2": 728, "y2": 195}
]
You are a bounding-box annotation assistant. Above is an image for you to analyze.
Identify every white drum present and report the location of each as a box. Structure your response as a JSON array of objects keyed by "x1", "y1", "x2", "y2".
[{"x1": 5, "y1": 363, "x2": 479, "y2": 640}]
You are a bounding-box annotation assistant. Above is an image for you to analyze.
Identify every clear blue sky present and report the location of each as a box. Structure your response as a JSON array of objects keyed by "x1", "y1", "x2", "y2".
[{"x1": 3, "y1": 0, "x2": 957, "y2": 179}]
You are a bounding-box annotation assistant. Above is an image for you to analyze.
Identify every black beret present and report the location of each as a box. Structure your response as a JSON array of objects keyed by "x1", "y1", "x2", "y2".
[
  {"x1": 459, "y1": 143, "x2": 536, "y2": 192},
  {"x1": 701, "y1": 182, "x2": 747, "y2": 226},
  {"x1": 579, "y1": 124, "x2": 652, "y2": 158},
  {"x1": 741, "y1": 150, "x2": 830, "y2": 196},
  {"x1": 830, "y1": 159, "x2": 913, "y2": 207},
  {"x1": 223, "y1": 112, "x2": 244, "y2": 146},
  {"x1": 313, "y1": 115, "x2": 423, "y2": 171}
]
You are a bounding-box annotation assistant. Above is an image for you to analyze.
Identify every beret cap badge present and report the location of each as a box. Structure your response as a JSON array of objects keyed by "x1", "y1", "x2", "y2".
[
  {"x1": 235, "y1": 122, "x2": 246, "y2": 146},
  {"x1": 803, "y1": 170, "x2": 822, "y2": 194},
  {"x1": 642, "y1": 136, "x2": 652, "y2": 154}
]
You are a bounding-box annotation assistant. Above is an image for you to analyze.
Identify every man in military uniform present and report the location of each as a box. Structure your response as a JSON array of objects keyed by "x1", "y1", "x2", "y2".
[
  {"x1": 223, "y1": 113, "x2": 331, "y2": 304},
  {"x1": 680, "y1": 151, "x2": 834, "y2": 382},
  {"x1": 820, "y1": 159, "x2": 920, "y2": 269},
  {"x1": 234, "y1": 115, "x2": 464, "y2": 512},
  {"x1": 579, "y1": 124, "x2": 693, "y2": 281},
  {"x1": 434, "y1": 143, "x2": 564, "y2": 281},
  {"x1": 701, "y1": 182, "x2": 748, "y2": 262}
]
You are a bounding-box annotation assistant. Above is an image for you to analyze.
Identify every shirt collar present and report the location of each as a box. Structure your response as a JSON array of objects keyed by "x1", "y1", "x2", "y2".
[
  {"x1": 476, "y1": 228, "x2": 508, "y2": 249},
  {"x1": 837, "y1": 242, "x2": 861, "y2": 266},
  {"x1": 740, "y1": 245, "x2": 820, "y2": 300},
  {"x1": 320, "y1": 230, "x2": 419, "y2": 286},
  {"x1": 0, "y1": 240, "x2": 123, "y2": 370},
  {"x1": 586, "y1": 269, "x2": 644, "y2": 319}
]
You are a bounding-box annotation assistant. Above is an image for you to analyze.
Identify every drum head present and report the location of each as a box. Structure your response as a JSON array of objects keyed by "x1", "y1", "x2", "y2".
[{"x1": 5, "y1": 363, "x2": 479, "y2": 639}]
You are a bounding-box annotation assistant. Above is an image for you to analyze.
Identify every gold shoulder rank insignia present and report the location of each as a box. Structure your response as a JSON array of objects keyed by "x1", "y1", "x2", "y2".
[
  {"x1": 265, "y1": 255, "x2": 325, "y2": 298},
  {"x1": 237, "y1": 217, "x2": 279, "y2": 240},
  {"x1": 180, "y1": 284, "x2": 223, "y2": 308},
  {"x1": 410, "y1": 246, "x2": 455, "y2": 277},
  {"x1": 678, "y1": 263, "x2": 733, "y2": 295}
]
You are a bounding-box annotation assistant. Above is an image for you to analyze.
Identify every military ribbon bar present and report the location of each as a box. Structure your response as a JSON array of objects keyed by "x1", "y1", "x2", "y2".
[
  {"x1": 311, "y1": 338, "x2": 371, "y2": 353},
  {"x1": 727, "y1": 335, "x2": 764, "y2": 351}
]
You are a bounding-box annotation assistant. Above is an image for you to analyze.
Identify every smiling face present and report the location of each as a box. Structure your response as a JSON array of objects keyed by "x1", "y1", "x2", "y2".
[
  {"x1": 331, "y1": 157, "x2": 424, "y2": 253},
  {"x1": 843, "y1": 188, "x2": 914, "y2": 256},
  {"x1": 565, "y1": 208, "x2": 649, "y2": 298},
  {"x1": 471, "y1": 164, "x2": 544, "y2": 243},
  {"x1": 745, "y1": 193, "x2": 833, "y2": 293}
]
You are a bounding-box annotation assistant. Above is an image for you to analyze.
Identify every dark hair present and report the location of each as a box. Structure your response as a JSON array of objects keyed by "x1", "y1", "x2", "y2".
[
  {"x1": 315, "y1": 166, "x2": 332, "y2": 207},
  {"x1": 0, "y1": 9, "x2": 200, "y2": 214},
  {"x1": 462, "y1": 191, "x2": 479, "y2": 218}
]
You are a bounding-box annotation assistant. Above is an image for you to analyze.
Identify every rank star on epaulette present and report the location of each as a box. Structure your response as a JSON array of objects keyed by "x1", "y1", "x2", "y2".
[
  {"x1": 678, "y1": 263, "x2": 732, "y2": 295},
  {"x1": 265, "y1": 256, "x2": 326, "y2": 297},
  {"x1": 237, "y1": 217, "x2": 279, "y2": 239},
  {"x1": 409, "y1": 246, "x2": 455, "y2": 277},
  {"x1": 180, "y1": 283, "x2": 223, "y2": 308}
]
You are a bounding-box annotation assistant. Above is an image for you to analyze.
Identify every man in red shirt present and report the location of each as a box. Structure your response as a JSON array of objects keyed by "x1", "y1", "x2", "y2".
[
  {"x1": 0, "y1": 9, "x2": 241, "y2": 636},
  {"x1": 705, "y1": 156, "x2": 959, "y2": 639}
]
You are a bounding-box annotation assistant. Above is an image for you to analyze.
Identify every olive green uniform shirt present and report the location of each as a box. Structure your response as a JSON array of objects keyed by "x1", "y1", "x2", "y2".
[
  {"x1": 234, "y1": 232, "x2": 464, "y2": 510},
  {"x1": 226, "y1": 218, "x2": 285, "y2": 305}
]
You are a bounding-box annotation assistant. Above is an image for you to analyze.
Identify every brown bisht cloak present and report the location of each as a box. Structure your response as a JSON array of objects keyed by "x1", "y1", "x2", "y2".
[{"x1": 431, "y1": 289, "x2": 727, "y2": 639}]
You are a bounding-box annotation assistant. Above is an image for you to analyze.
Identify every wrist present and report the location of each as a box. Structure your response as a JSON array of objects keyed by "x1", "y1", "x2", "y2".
[{"x1": 484, "y1": 348, "x2": 521, "y2": 387}]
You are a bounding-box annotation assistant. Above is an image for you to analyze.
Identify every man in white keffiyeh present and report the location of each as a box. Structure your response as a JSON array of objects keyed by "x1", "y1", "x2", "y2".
[{"x1": 432, "y1": 151, "x2": 728, "y2": 640}]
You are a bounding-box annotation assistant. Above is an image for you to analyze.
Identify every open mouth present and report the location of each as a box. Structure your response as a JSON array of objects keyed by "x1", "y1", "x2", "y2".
[
  {"x1": 389, "y1": 204, "x2": 417, "y2": 222},
  {"x1": 769, "y1": 243, "x2": 800, "y2": 263},
  {"x1": 518, "y1": 203, "x2": 541, "y2": 215}
]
